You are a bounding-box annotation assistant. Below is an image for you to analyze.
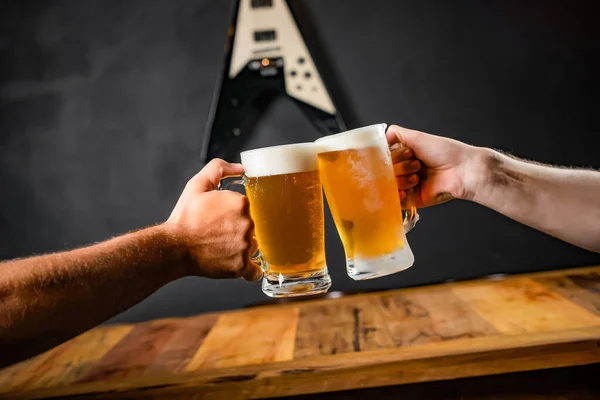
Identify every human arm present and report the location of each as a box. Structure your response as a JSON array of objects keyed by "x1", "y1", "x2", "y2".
[
  {"x1": 0, "y1": 159, "x2": 262, "y2": 368},
  {"x1": 387, "y1": 125, "x2": 600, "y2": 253}
]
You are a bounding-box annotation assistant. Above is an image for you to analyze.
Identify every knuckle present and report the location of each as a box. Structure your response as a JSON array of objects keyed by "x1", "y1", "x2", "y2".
[
  {"x1": 396, "y1": 177, "x2": 409, "y2": 189},
  {"x1": 234, "y1": 194, "x2": 250, "y2": 212},
  {"x1": 235, "y1": 219, "x2": 251, "y2": 242},
  {"x1": 208, "y1": 158, "x2": 225, "y2": 167},
  {"x1": 184, "y1": 174, "x2": 197, "y2": 189},
  {"x1": 207, "y1": 158, "x2": 225, "y2": 174},
  {"x1": 240, "y1": 217, "x2": 254, "y2": 235},
  {"x1": 246, "y1": 217, "x2": 255, "y2": 232}
]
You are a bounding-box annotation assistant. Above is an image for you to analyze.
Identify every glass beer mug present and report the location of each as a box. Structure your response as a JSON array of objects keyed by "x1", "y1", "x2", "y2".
[
  {"x1": 315, "y1": 123, "x2": 419, "y2": 280},
  {"x1": 218, "y1": 143, "x2": 332, "y2": 297}
]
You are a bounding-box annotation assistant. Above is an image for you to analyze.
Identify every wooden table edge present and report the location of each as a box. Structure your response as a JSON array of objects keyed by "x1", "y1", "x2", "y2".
[{"x1": 4, "y1": 325, "x2": 600, "y2": 399}]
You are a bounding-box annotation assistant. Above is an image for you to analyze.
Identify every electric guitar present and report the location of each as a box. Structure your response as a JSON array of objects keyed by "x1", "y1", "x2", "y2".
[{"x1": 201, "y1": 0, "x2": 348, "y2": 162}]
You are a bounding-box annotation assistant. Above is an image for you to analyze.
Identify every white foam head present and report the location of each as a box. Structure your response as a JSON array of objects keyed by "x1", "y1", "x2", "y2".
[
  {"x1": 314, "y1": 123, "x2": 387, "y2": 153},
  {"x1": 241, "y1": 143, "x2": 318, "y2": 177}
]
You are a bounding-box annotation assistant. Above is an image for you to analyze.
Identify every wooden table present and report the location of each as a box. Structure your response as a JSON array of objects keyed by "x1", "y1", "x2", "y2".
[{"x1": 1, "y1": 266, "x2": 600, "y2": 399}]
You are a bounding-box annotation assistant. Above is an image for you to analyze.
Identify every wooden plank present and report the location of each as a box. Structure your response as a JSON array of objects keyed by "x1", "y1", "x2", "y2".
[
  {"x1": 144, "y1": 314, "x2": 218, "y2": 375},
  {"x1": 294, "y1": 297, "x2": 395, "y2": 358},
  {"x1": 10, "y1": 325, "x2": 134, "y2": 392},
  {"x1": 7, "y1": 326, "x2": 600, "y2": 399},
  {"x1": 378, "y1": 286, "x2": 498, "y2": 346},
  {"x1": 294, "y1": 287, "x2": 498, "y2": 359},
  {"x1": 185, "y1": 306, "x2": 299, "y2": 370},
  {"x1": 0, "y1": 356, "x2": 39, "y2": 389},
  {"x1": 0, "y1": 339, "x2": 74, "y2": 391},
  {"x1": 535, "y1": 272, "x2": 600, "y2": 315},
  {"x1": 352, "y1": 298, "x2": 397, "y2": 351},
  {"x1": 451, "y1": 278, "x2": 600, "y2": 334},
  {"x1": 0, "y1": 349, "x2": 59, "y2": 389},
  {"x1": 75, "y1": 320, "x2": 180, "y2": 383}
]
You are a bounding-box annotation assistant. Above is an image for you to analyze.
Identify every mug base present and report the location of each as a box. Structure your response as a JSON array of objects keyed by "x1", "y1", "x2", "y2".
[
  {"x1": 262, "y1": 268, "x2": 331, "y2": 298},
  {"x1": 347, "y1": 243, "x2": 415, "y2": 281}
]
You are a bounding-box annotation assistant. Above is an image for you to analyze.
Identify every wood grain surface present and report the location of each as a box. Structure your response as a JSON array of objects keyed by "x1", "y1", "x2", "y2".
[{"x1": 1, "y1": 266, "x2": 600, "y2": 399}]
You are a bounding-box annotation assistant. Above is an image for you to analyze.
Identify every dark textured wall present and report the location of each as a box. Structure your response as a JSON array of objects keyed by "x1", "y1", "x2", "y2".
[{"x1": 1, "y1": 0, "x2": 599, "y2": 323}]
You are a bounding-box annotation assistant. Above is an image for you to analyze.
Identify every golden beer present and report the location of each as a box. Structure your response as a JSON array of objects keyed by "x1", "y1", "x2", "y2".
[
  {"x1": 246, "y1": 170, "x2": 325, "y2": 275},
  {"x1": 240, "y1": 143, "x2": 331, "y2": 297},
  {"x1": 315, "y1": 124, "x2": 415, "y2": 280},
  {"x1": 317, "y1": 146, "x2": 404, "y2": 259}
]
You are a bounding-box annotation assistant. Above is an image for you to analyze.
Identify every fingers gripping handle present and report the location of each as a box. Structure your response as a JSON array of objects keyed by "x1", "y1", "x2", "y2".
[
  {"x1": 217, "y1": 175, "x2": 267, "y2": 272},
  {"x1": 389, "y1": 142, "x2": 420, "y2": 234}
]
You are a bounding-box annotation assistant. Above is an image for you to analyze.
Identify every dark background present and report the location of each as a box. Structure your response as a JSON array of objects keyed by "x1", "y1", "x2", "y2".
[{"x1": 1, "y1": 0, "x2": 599, "y2": 324}]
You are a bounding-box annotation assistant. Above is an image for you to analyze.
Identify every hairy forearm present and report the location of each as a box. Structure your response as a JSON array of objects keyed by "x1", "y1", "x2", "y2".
[
  {"x1": 472, "y1": 148, "x2": 600, "y2": 252},
  {"x1": 0, "y1": 224, "x2": 188, "y2": 367}
]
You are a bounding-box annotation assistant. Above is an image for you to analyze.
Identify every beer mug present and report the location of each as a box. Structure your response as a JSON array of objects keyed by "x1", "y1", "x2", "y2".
[
  {"x1": 218, "y1": 143, "x2": 332, "y2": 297},
  {"x1": 315, "y1": 123, "x2": 419, "y2": 280}
]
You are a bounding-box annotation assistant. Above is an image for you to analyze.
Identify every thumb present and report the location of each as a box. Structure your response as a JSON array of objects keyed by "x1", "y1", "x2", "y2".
[
  {"x1": 194, "y1": 158, "x2": 244, "y2": 192},
  {"x1": 386, "y1": 125, "x2": 424, "y2": 151}
]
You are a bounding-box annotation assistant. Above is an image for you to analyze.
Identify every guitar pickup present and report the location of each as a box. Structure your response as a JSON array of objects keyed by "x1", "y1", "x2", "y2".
[
  {"x1": 254, "y1": 30, "x2": 277, "y2": 42},
  {"x1": 251, "y1": 0, "x2": 273, "y2": 8}
]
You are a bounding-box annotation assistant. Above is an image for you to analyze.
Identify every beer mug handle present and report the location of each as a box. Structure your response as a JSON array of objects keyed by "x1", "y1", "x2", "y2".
[
  {"x1": 402, "y1": 188, "x2": 420, "y2": 233},
  {"x1": 217, "y1": 175, "x2": 267, "y2": 272},
  {"x1": 217, "y1": 175, "x2": 246, "y2": 190},
  {"x1": 391, "y1": 141, "x2": 420, "y2": 233}
]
